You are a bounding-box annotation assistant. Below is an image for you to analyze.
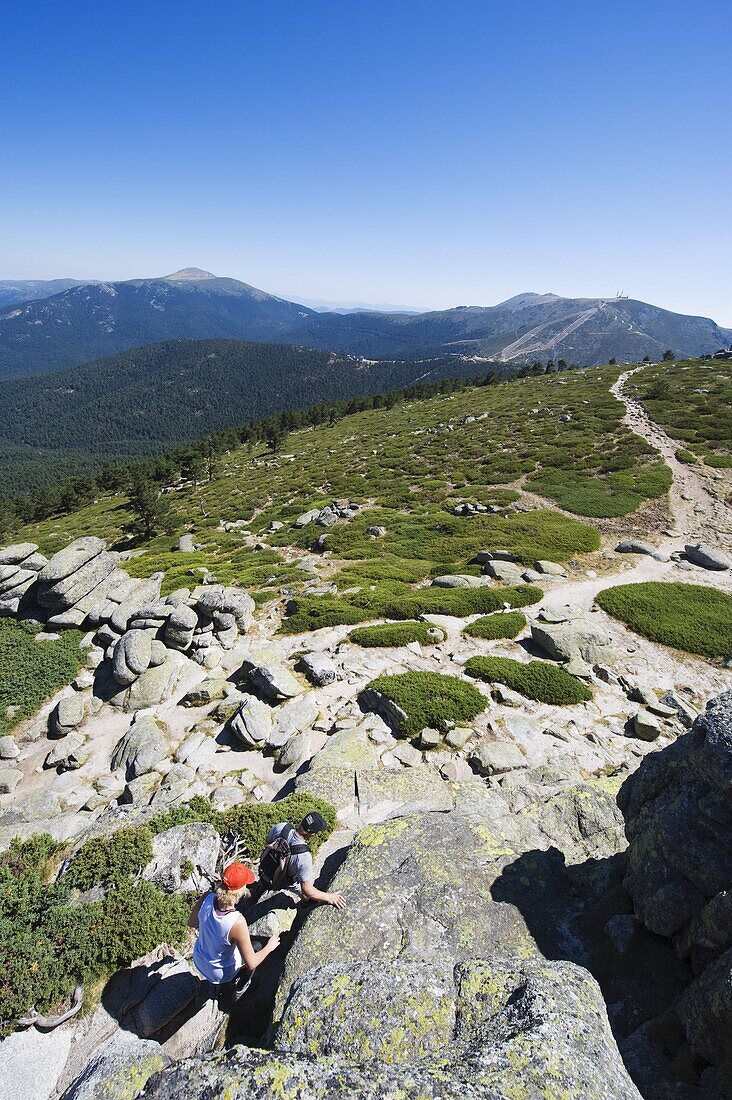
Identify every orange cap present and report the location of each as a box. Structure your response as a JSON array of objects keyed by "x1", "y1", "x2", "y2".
[{"x1": 222, "y1": 862, "x2": 255, "y2": 890}]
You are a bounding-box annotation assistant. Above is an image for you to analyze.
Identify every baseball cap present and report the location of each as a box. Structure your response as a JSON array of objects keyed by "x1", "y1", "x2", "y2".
[
  {"x1": 222, "y1": 862, "x2": 255, "y2": 890},
  {"x1": 300, "y1": 811, "x2": 327, "y2": 834}
]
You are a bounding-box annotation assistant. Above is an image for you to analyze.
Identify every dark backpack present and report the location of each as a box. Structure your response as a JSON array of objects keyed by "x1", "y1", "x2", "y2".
[{"x1": 258, "y1": 824, "x2": 309, "y2": 890}]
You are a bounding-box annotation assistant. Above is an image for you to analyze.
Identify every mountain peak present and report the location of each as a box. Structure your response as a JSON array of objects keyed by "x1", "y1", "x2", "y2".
[{"x1": 163, "y1": 267, "x2": 216, "y2": 282}]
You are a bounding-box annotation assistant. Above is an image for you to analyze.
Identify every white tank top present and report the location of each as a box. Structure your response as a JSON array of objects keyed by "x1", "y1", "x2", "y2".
[{"x1": 193, "y1": 893, "x2": 243, "y2": 984}]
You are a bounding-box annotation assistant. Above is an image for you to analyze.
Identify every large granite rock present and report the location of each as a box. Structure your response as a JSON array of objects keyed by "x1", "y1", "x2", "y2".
[
  {"x1": 194, "y1": 585, "x2": 254, "y2": 631},
  {"x1": 58, "y1": 1032, "x2": 169, "y2": 1100},
  {"x1": 36, "y1": 537, "x2": 105, "y2": 587},
  {"x1": 45, "y1": 732, "x2": 87, "y2": 771},
  {"x1": 248, "y1": 662, "x2": 304, "y2": 700},
  {"x1": 112, "y1": 630, "x2": 154, "y2": 687},
  {"x1": 276, "y1": 777, "x2": 625, "y2": 1024},
  {"x1": 230, "y1": 695, "x2": 273, "y2": 748},
  {"x1": 110, "y1": 652, "x2": 188, "y2": 713},
  {"x1": 531, "y1": 603, "x2": 613, "y2": 664},
  {"x1": 0, "y1": 1025, "x2": 73, "y2": 1100},
  {"x1": 0, "y1": 546, "x2": 44, "y2": 611},
  {"x1": 295, "y1": 725, "x2": 379, "y2": 812},
  {"x1": 297, "y1": 651, "x2": 339, "y2": 686},
  {"x1": 50, "y1": 695, "x2": 86, "y2": 737},
  {"x1": 111, "y1": 715, "x2": 170, "y2": 779},
  {"x1": 0, "y1": 542, "x2": 41, "y2": 566},
  {"x1": 432, "y1": 573, "x2": 483, "y2": 588},
  {"x1": 684, "y1": 542, "x2": 731, "y2": 571},
  {"x1": 142, "y1": 931, "x2": 638, "y2": 1100},
  {"x1": 483, "y1": 559, "x2": 525, "y2": 584},
  {"x1": 142, "y1": 823, "x2": 220, "y2": 893},
  {"x1": 620, "y1": 690, "x2": 732, "y2": 1087},
  {"x1": 164, "y1": 605, "x2": 198, "y2": 651},
  {"x1": 109, "y1": 575, "x2": 165, "y2": 634},
  {"x1": 180, "y1": 677, "x2": 227, "y2": 707}
]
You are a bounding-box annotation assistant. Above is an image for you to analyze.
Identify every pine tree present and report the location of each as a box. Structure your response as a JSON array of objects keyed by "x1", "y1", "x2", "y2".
[
  {"x1": 0, "y1": 497, "x2": 18, "y2": 540},
  {"x1": 127, "y1": 475, "x2": 174, "y2": 540}
]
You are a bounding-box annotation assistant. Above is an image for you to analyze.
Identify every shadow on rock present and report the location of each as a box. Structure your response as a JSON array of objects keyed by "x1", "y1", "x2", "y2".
[{"x1": 490, "y1": 825, "x2": 704, "y2": 1097}]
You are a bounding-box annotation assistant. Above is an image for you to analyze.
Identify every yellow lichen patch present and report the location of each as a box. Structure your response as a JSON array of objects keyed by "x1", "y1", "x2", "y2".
[{"x1": 355, "y1": 818, "x2": 410, "y2": 847}]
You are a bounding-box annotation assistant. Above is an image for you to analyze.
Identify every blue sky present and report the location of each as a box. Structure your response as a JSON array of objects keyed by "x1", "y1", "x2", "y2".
[{"x1": 2, "y1": 1, "x2": 730, "y2": 322}]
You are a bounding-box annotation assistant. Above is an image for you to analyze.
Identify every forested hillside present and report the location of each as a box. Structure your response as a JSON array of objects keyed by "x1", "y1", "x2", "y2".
[{"x1": 0, "y1": 340, "x2": 506, "y2": 495}]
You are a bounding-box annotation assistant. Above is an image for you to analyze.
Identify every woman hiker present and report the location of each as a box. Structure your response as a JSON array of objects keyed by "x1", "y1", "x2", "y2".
[{"x1": 189, "y1": 861, "x2": 280, "y2": 993}]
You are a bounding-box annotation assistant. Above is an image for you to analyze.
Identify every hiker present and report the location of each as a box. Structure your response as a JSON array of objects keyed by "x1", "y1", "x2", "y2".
[
  {"x1": 189, "y1": 861, "x2": 280, "y2": 987},
  {"x1": 254, "y1": 811, "x2": 346, "y2": 910}
]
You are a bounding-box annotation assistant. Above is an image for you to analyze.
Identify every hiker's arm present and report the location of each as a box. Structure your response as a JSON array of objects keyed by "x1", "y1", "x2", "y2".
[
  {"x1": 188, "y1": 893, "x2": 207, "y2": 930},
  {"x1": 300, "y1": 880, "x2": 346, "y2": 909},
  {"x1": 229, "y1": 917, "x2": 280, "y2": 970}
]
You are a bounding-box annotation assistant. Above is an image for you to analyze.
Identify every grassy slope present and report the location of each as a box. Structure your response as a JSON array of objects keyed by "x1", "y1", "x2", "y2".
[
  {"x1": 631, "y1": 358, "x2": 732, "y2": 468},
  {"x1": 11, "y1": 366, "x2": 671, "y2": 614}
]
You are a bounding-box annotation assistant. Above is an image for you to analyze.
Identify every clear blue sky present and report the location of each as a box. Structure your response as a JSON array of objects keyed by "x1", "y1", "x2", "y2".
[{"x1": 2, "y1": 1, "x2": 730, "y2": 322}]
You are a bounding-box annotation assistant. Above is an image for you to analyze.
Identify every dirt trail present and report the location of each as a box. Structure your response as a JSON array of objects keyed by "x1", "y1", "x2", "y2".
[
  {"x1": 538, "y1": 367, "x2": 732, "y2": 614},
  {"x1": 611, "y1": 366, "x2": 732, "y2": 553}
]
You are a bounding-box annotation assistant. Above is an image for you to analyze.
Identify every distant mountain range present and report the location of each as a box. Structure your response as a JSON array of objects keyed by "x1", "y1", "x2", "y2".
[
  {"x1": 0, "y1": 267, "x2": 730, "y2": 380},
  {"x1": 0, "y1": 278, "x2": 89, "y2": 309}
]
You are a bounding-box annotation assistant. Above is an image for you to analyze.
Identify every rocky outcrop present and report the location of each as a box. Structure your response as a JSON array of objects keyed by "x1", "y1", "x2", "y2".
[
  {"x1": 0, "y1": 537, "x2": 256, "y2": 716},
  {"x1": 141, "y1": 956, "x2": 640, "y2": 1100},
  {"x1": 230, "y1": 695, "x2": 273, "y2": 748},
  {"x1": 620, "y1": 691, "x2": 732, "y2": 1090},
  {"x1": 296, "y1": 651, "x2": 339, "y2": 686},
  {"x1": 59, "y1": 1032, "x2": 169, "y2": 1100},
  {"x1": 140, "y1": 777, "x2": 636, "y2": 1100},
  {"x1": 247, "y1": 662, "x2": 305, "y2": 700},
  {"x1": 50, "y1": 695, "x2": 86, "y2": 737},
  {"x1": 293, "y1": 500, "x2": 359, "y2": 529},
  {"x1": 276, "y1": 776, "x2": 626, "y2": 1020},
  {"x1": 483, "y1": 559, "x2": 525, "y2": 584},
  {"x1": 0, "y1": 543, "x2": 48, "y2": 613},
  {"x1": 432, "y1": 573, "x2": 484, "y2": 588}
]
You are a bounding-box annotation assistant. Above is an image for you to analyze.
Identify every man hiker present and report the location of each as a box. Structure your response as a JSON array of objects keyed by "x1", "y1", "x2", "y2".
[
  {"x1": 260, "y1": 811, "x2": 347, "y2": 909},
  {"x1": 245, "y1": 811, "x2": 346, "y2": 940}
]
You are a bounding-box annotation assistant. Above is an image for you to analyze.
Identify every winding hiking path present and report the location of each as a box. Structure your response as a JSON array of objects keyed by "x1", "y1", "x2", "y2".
[
  {"x1": 538, "y1": 367, "x2": 732, "y2": 615},
  {"x1": 611, "y1": 366, "x2": 732, "y2": 552}
]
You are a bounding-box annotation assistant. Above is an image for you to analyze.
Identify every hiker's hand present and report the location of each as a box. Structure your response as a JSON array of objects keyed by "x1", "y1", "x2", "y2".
[
  {"x1": 328, "y1": 891, "x2": 346, "y2": 910},
  {"x1": 267, "y1": 934, "x2": 281, "y2": 953}
]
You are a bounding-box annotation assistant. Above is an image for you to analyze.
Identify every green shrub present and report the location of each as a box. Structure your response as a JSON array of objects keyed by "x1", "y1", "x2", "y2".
[
  {"x1": 464, "y1": 655, "x2": 592, "y2": 705},
  {"x1": 348, "y1": 621, "x2": 445, "y2": 647},
  {"x1": 281, "y1": 583, "x2": 541, "y2": 634},
  {"x1": 334, "y1": 557, "x2": 433, "y2": 586},
  {"x1": 596, "y1": 582, "x2": 732, "y2": 660},
  {"x1": 463, "y1": 611, "x2": 526, "y2": 641},
  {"x1": 64, "y1": 826, "x2": 155, "y2": 890},
  {"x1": 364, "y1": 671, "x2": 487, "y2": 737},
  {"x1": 0, "y1": 621, "x2": 85, "y2": 735},
  {"x1": 91, "y1": 883, "x2": 191, "y2": 971},
  {"x1": 675, "y1": 448, "x2": 698, "y2": 465},
  {"x1": 525, "y1": 462, "x2": 672, "y2": 518}
]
